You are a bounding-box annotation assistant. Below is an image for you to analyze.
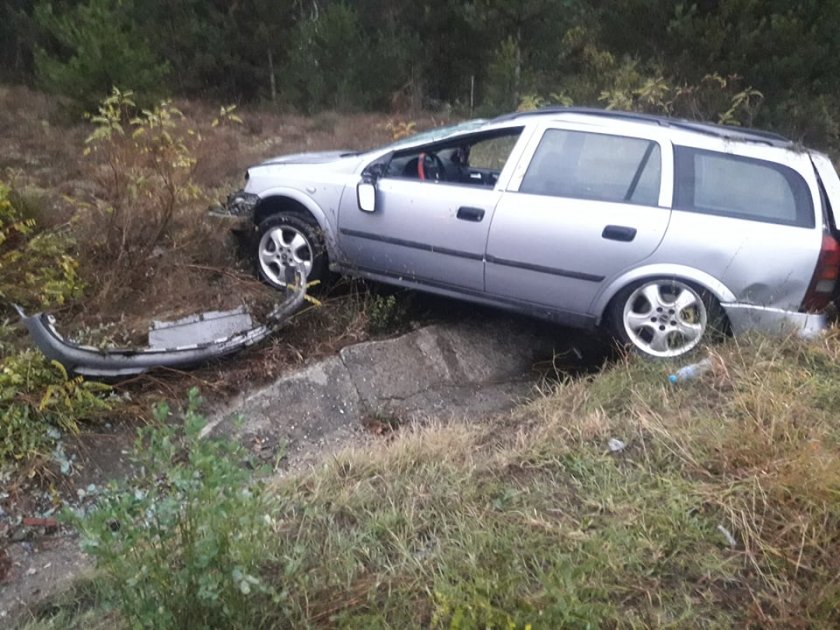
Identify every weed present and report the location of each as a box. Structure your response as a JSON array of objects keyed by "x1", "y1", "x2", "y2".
[
  {"x1": 67, "y1": 389, "x2": 277, "y2": 629},
  {"x1": 366, "y1": 292, "x2": 412, "y2": 335},
  {"x1": 28, "y1": 334, "x2": 840, "y2": 626},
  {"x1": 0, "y1": 318, "x2": 14, "y2": 355},
  {"x1": 0, "y1": 351, "x2": 111, "y2": 464},
  {"x1": 384, "y1": 119, "x2": 417, "y2": 140},
  {"x1": 0, "y1": 180, "x2": 84, "y2": 312},
  {"x1": 600, "y1": 69, "x2": 764, "y2": 126},
  {"x1": 211, "y1": 105, "x2": 244, "y2": 128}
]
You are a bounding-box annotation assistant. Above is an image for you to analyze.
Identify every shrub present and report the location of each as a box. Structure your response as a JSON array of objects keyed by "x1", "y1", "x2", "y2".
[
  {"x1": 78, "y1": 88, "x2": 204, "y2": 301},
  {"x1": 0, "y1": 350, "x2": 111, "y2": 463},
  {"x1": 599, "y1": 66, "x2": 764, "y2": 126},
  {"x1": 0, "y1": 180, "x2": 84, "y2": 311},
  {"x1": 366, "y1": 292, "x2": 412, "y2": 335},
  {"x1": 69, "y1": 389, "x2": 276, "y2": 629}
]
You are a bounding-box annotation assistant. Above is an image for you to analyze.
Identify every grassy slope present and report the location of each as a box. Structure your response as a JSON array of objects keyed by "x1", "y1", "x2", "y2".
[
  {"x1": 24, "y1": 333, "x2": 840, "y2": 628},
  {"x1": 246, "y1": 333, "x2": 840, "y2": 628}
]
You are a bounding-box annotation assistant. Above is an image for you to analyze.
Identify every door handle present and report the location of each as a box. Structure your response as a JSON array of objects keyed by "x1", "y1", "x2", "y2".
[
  {"x1": 602, "y1": 225, "x2": 637, "y2": 242},
  {"x1": 457, "y1": 206, "x2": 485, "y2": 222}
]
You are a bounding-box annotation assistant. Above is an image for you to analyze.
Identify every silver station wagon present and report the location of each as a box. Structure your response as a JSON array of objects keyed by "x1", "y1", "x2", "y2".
[{"x1": 223, "y1": 108, "x2": 840, "y2": 359}]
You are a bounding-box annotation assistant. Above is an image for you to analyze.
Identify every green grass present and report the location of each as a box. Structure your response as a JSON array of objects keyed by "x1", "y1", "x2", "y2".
[{"x1": 25, "y1": 332, "x2": 840, "y2": 628}]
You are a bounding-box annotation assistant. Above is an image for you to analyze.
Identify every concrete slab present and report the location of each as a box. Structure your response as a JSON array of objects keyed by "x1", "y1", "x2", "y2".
[
  {"x1": 208, "y1": 318, "x2": 563, "y2": 458},
  {"x1": 209, "y1": 356, "x2": 362, "y2": 453}
]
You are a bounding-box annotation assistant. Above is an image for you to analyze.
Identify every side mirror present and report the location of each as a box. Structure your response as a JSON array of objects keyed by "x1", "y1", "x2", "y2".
[{"x1": 357, "y1": 179, "x2": 376, "y2": 213}]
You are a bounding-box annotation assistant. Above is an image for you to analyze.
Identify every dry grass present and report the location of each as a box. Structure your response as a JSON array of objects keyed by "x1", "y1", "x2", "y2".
[
  {"x1": 246, "y1": 332, "x2": 840, "y2": 627},
  {"x1": 0, "y1": 85, "x2": 446, "y2": 365},
  {"x1": 23, "y1": 333, "x2": 840, "y2": 627},
  {"x1": 0, "y1": 87, "x2": 445, "y2": 314},
  {"x1": 0, "y1": 84, "x2": 456, "y2": 492},
  {"x1": 0, "y1": 86, "x2": 439, "y2": 325},
  {"x1": 7, "y1": 85, "x2": 840, "y2": 628}
]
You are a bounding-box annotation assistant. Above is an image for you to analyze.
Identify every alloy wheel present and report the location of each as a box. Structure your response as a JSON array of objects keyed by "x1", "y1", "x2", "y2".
[
  {"x1": 622, "y1": 280, "x2": 708, "y2": 358},
  {"x1": 257, "y1": 225, "x2": 313, "y2": 287}
]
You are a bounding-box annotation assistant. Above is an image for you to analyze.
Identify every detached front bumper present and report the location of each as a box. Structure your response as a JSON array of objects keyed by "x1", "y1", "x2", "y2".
[
  {"x1": 722, "y1": 303, "x2": 827, "y2": 339},
  {"x1": 15, "y1": 269, "x2": 306, "y2": 379}
]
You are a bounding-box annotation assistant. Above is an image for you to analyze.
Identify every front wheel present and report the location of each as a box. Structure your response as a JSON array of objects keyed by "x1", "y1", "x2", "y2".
[
  {"x1": 254, "y1": 213, "x2": 327, "y2": 290},
  {"x1": 608, "y1": 278, "x2": 726, "y2": 359}
]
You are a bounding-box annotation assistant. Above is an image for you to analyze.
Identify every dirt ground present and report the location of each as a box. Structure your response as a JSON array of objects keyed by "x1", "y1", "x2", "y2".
[
  {"x1": 0, "y1": 301, "x2": 607, "y2": 622},
  {"x1": 0, "y1": 86, "x2": 611, "y2": 620},
  {"x1": 0, "y1": 86, "x2": 423, "y2": 618}
]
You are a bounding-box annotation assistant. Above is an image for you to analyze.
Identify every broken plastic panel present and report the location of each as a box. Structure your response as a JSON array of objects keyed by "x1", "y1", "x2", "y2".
[{"x1": 16, "y1": 269, "x2": 306, "y2": 379}]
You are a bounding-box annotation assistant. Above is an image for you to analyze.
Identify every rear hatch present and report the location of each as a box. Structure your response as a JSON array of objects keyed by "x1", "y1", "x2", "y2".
[
  {"x1": 811, "y1": 152, "x2": 840, "y2": 235},
  {"x1": 808, "y1": 152, "x2": 840, "y2": 307}
]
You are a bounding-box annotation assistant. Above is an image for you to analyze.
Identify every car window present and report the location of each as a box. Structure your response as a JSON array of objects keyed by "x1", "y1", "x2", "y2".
[
  {"x1": 519, "y1": 129, "x2": 662, "y2": 206},
  {"x1": 385, "y1": 128, "x2": 523, "y2": 186},
  {"x1": 469, "y1": 135, "x2": 520, "y2": 170},
  {"x1": 674, "y1": 147, "x2": 814, "y2": 228}
]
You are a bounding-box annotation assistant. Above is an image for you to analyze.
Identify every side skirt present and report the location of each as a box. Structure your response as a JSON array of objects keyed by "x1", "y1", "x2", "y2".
[{"x1": 332, "y1": 262, "x2": 598, "y2": 331}]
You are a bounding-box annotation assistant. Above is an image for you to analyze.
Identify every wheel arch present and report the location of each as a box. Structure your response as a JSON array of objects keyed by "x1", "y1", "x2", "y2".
[
  {"x1": 592, "y1": 264, "x2": 737, "y2": 326},
  {"x1": 253, "y1": 188, "x2": 338, "y2": 260}
]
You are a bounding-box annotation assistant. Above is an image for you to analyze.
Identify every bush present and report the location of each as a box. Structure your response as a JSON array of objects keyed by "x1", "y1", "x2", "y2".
[
  {"x1": 0, "y1": 180, "x2": 84, "y2": 311},
  {"x1": 366, "y1": 292, "x2": 412, "y2": 335},
  {"x1": 0, "y1": 150, "x2": 104, "y2": 470},
  {"x1": 69, "y1": 389, "x2": 276, "y2": 629},
  {"x1": 0, "y1": 350, "x2": 111, "y2": 463},
  {"x1": 78, "y1": 88, "x2": 204, "y2": 301},
  {"x1": 599, "y1": 66, "x2": 764, "y2": 126}
]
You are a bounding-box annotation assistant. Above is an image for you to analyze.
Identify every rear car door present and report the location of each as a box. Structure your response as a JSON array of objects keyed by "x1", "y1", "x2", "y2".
[{"x1": 485, "y1": 123, "x2": 673, "y2": 315}]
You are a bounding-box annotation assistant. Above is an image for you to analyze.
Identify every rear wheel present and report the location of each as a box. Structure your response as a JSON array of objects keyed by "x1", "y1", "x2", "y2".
[
  {"x1": 254, "y1": 213, "x2": 327, "y2": 290},
  {"x1": 608, "y1": 278, "x2": 725, "y2": 358}
]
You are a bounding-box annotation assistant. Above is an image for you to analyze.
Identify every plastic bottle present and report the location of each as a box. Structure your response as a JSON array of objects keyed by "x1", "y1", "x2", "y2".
[{"x1": 668, "y1": 357, "x2": 713, "y2": 383}]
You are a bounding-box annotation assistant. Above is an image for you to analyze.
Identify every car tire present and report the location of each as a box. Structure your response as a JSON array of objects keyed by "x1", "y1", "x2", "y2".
[
  {"x1": 607, "y1": 278, "x2": 727, "y2": 359},
  {"x1": 254, "y1": 213, "x2": 327, "y2": 290}
]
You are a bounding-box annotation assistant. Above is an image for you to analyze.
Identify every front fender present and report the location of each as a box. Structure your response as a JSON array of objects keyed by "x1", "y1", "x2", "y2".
[{"x1": 590, "y1": 264, "x2": 738, "y2": 324}]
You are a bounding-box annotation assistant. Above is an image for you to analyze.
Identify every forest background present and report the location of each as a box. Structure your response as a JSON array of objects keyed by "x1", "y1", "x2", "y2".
[{"x1": 2, "y1": 1, "x2": 839, "y2": 150}]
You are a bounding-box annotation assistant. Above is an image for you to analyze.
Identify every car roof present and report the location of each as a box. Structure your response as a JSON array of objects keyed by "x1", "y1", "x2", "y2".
[{"x1": 490, "y1": 107, "x2": 793, "y2": 149}]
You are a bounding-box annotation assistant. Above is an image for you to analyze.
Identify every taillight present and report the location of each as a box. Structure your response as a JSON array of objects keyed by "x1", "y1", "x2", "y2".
[{"x1": 802, "y1": 233, "x2": 840, "y2": 312}]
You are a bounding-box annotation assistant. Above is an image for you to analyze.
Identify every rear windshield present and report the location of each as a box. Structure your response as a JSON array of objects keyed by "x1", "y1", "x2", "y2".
[{"x1": 674, "y1": 147, "x2": 814, "y2": 228}]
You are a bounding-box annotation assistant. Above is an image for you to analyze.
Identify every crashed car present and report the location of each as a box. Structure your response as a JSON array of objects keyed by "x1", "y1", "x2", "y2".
[{"x1": 222, "y1": 107, "x2": 840, "y2": 359}]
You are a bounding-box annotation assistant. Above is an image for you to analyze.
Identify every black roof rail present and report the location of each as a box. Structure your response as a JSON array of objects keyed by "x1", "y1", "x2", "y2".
[{"x1": 492, "y1": 106, "x2": 792, "y2": 148}]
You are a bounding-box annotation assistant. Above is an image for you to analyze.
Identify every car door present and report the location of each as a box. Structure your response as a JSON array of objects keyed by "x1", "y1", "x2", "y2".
[
  {"x1": 337, "y1": 130, "x2": 526, "y2": 292},
  {"x1": 485, "y1": 122, "x2": 674, "y2": 315}
]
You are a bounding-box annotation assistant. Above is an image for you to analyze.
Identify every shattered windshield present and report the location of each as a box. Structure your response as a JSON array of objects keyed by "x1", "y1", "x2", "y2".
[{"x1": 377, "y1": 119, "x2": 488, "y2": 151}]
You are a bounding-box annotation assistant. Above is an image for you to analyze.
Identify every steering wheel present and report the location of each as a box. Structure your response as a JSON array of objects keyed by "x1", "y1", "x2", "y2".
[{"x1": 417, "y1": 151, "x2": 446, "y2": 181}]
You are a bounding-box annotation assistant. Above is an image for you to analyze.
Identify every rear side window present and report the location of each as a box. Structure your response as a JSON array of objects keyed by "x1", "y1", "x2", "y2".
[
  {"x1": 674, "y1": 147, "x2": 814, "y2": 228},
  {"x1": 519, "y1": 129, "x2": 662, "y2": 206}
]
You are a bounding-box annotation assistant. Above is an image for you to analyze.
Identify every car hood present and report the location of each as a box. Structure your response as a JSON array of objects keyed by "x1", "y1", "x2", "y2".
[{"x1": 261, "y1": 150, "x2": 358, "y2": 165}]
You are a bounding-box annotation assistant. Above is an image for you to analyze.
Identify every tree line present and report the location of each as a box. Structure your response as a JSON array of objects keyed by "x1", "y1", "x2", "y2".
[{"x1": 2, "y1": 1, "x2": 840, "y2": 150}]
